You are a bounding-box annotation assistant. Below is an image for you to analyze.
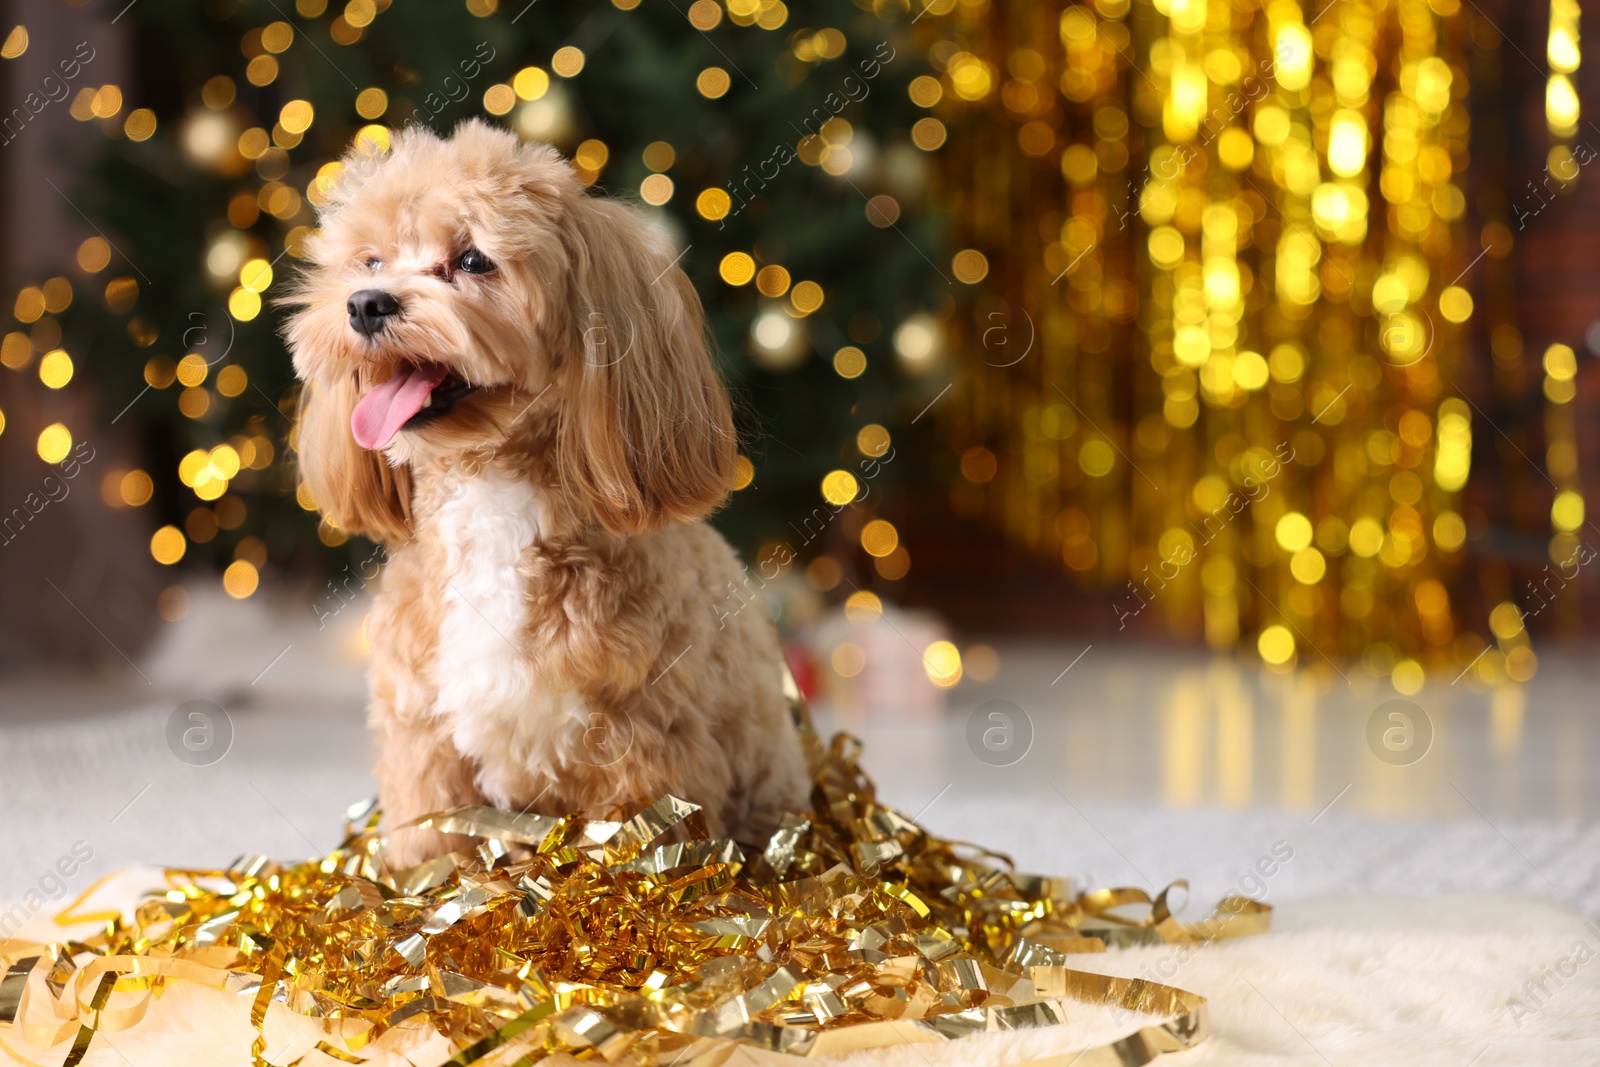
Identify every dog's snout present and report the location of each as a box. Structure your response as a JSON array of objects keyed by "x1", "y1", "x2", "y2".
[{"x1": 347, "y1": 289, "x2": 400, "y2": 337}]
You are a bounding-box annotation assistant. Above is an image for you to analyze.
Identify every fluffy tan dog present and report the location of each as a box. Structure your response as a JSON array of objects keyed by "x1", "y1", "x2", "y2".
[{"x1": 285, "y1": 120, "x2": 810, "y2": 866}]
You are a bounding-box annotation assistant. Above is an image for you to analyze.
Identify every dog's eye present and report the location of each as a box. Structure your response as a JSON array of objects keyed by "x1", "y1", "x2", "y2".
[
  {"x1": 456, "y1": 248, "x2": 495, "y2": 275},
  {"x1": 365, "y1": 257, "x2": 384, "y2": 271}
]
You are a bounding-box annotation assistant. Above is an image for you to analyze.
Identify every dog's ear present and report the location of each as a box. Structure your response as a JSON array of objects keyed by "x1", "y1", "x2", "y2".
[
  {"x1": 296, "y1": 376, "x2": 413, "y2": 544},
  {"x1": 555, "y1": 195, "x2": 737, "y2": 535}
]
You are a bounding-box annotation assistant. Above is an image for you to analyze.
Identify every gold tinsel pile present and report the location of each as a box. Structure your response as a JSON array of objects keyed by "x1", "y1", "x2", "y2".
[{"x1": 0, "y1": 693, "x2": 1266, "y2": 1066}]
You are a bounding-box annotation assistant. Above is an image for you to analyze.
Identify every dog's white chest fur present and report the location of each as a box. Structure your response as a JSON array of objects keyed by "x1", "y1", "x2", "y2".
[{"x1": 430, "y1": 468, "x2": 583, "y2": 805}]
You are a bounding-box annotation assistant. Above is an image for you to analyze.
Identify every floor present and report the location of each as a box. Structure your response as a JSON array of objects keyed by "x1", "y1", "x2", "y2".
[{"x1": 2, "y1": 588, "x2": 1597, "y2": 920}]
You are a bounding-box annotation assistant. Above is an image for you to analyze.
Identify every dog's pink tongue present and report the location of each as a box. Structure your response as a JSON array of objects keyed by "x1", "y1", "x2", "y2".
[{"x1": 351, "y1": 364, "x2": 449, "y2": 450}]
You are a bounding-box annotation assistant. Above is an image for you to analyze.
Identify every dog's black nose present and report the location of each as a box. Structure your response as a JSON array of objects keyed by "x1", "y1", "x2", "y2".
[{"x1": 347, "y1": 289, "x2": 400, "y2": 337}]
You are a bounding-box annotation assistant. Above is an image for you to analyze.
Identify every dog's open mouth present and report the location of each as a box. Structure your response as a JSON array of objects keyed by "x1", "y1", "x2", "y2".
[{"x1": 350, "y1": 361, "x2": 476, "y2": 450}]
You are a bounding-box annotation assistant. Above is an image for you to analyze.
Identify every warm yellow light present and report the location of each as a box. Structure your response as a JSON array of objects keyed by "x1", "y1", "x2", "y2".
[
  {"x1": 640, "y1": 174, "x2": 674, "y2": 206},
  {"x1": 1348, "y1": 517, "x2": 1384, "y2": 557},
  {"x1": 1392, "y1": 660, "x2": 1425, "y2": 695},
  {"x1": 1552, "y1": 490, "x2": 1585, "y2": 532},
  {"x1": 844, "y1": 590, "x2": 882, "y2": 624},
  {"x1": 150, "y1": 525, "x2": 186, "y2": 565},
  {"x1": 1165, "y1": 63, "x2": 1207, "y2": 141},
  {"x1": 1489, "y1": 601, "x2": 1525, "y2": 640},
  {"x1": 1232, "y1": 350, "x2": 1269, "y2": 390},
  {"x1": 120, "y1": 469, "x2": 154, "y2": 506},
  {"x1": 279, "y1": 99, "x2": 314, "y2": 135},
  {"x1": 730, "y1": 455, "x2": 754, "y2": 491},
  {"x1": 14, "y1": 287, "x2": 43, "y2": 323},
  {"x1": 209, "y1": 444, "x2": 242, "y2": 479},
  {"x1": 176, "y1": 353, "x2": 208, "y2": 387},
  {"x1": 1289, "y1": 547, "x2": 1327, "y2": 584},
  {"x1": 38, "y1": 349, "x2": 73, "y2": 389},
  {"x1": 355, "y1": 87, "x2": 388, "y2": 119},
  {"x1": 857, "y1": 423, "x2": 890, "y2": 457},
  {"x1": 923, "y1": 640, "x2": 963, "y2": 687},
  {"x1": 570, "y1": 140, "x2": 607, "y2": 173},
  {"x1": 948, "y1": 52, "x2": 992, "y2": 101},
  {"x1": 1438, "y1": 286, "x2": 1473, "y2": 324},
  {"x1": 908, "y1": 75, "x2": 942, "y2": 107},
  {"x1": 124, "y1": 108, "x2": 157, "y2": 141},
  {"x1": 951, "y1": 250, "x2": 988, "y2": 284},
  {"x1": 77, "y1": 237, "x2": 111, "y2": 273},
  {"x1": 229, "y1": 287, "x2": 261, "y2": 321},
  {"x1": 790, "y1": 281, "x2": 824, "y2": 313},
  {"x1": 178, "y1": 450, "x2": 209, "y2": 487},
  {"x1": 240, "y1": 258, "x2": 273, "y2": 293},
  {"x1": 694, "y1": 188, "x2": 732, "y2": 223},
  {"x1": 344, "y1": 0, "x2": 376, "y2": 28},
  {"x1": 223, "y1": 560, "x2": 260, "y2": 599},
  {"x1": 36, "y1": 423, "x2": 71, "y2": 463},
  {"x1": 1543, "y1": 343, "x2": 1578, "y2": 380},
  {"x1": 718, "y1": 252, "x2": 755, "y2": 285},
  {"x1": 551, "y1": 46, "x2": 585, "y2": 77},
  {"x1": 1327, "y1": 111, "x2": 1368, "y2": 177},
  {"x1": 1078, "y1": 439, "x2": 1115, "y2": 477},
  {"x1": 1433, "y1": 510, "x2": 1466, "y2": 552},
  {"x1": 861, "y1": 519, "x2": 899, "y2": 558},
  {"x1": 834, "y1": 346, "x2": 866, "y2": 379},
  {"x1": 1549, "y1": 26, "x2": 1581, "y2": 74},
  {"x1": 1273, "y1": 24, "x2": 1313, "y2": 91},
  {"x1": 216, "y1": 365, "x2": 248, "y2": 397},
  {"x1": 1148, "y1": 226, "x2": 1185, "y2": 269},
  {"x1": 1275, "y1": 513, "x2": 1313, "y2": 552},
  {"x1": 513, "y1": 67, "x2": 550, "y2": 100},
  {"x1": 1547, "y1": 74, "x2": 1579, "y2": 132},
  {"x1": 821, "y1": 470, "x2": 859, "y2": 506},
  {"x1": 696, "y1": 67, "x2": 731, "y2": 99},
  {"x1": 1257, "y1": 625, "x2": 1296, "y2": 665},
  {"x1": 483, "y1": 84, "x2": 516, "y2": 116},
  {"x1": 1217, "y1": 126, "x2": 1254, "y2": 170}
]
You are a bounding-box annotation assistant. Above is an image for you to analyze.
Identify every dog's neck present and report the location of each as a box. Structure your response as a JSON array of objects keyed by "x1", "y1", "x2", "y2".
[{"x1": 404, "y1": 450, "x2": 579, "y2": 544}]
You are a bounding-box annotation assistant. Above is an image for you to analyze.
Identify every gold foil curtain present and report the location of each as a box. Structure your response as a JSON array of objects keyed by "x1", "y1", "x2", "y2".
[{"x1": 938, "y1": 0, "x2": 1493, "y2": 683}]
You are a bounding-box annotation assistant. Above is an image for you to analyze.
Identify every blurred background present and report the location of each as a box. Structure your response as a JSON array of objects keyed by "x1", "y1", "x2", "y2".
[{"x1": 1, "y1": 0, "x2": 1598, "y2": 915}]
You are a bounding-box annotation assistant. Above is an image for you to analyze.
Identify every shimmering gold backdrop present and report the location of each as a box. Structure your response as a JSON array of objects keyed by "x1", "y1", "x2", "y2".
[{"x1": 928, "y1": 0, "x2": 1579, "y2": 687}]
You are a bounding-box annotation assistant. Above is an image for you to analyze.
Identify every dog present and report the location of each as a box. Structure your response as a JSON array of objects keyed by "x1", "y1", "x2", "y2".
[{"x1": 285, "y1": 120, "x2": 810, "y2": 866}]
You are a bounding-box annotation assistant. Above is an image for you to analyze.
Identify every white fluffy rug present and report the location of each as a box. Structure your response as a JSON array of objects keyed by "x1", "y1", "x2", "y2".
[{"x1": 5, "y1": 879, "x2": 1596, "y2": 1066}]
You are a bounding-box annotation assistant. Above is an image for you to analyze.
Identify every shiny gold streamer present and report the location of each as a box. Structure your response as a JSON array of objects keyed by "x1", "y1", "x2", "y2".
[
  {"x1": 0, "y1": 685, "x2": 1268, "y2": 1065},
  {"x1": 939, "y1": 0, "x2": 1488, "y2": 682}
]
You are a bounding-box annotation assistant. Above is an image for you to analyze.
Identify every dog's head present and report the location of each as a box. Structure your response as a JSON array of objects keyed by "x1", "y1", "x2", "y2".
[{"x1": 284, "y1": 119, "x2": 736, "y2": 543}]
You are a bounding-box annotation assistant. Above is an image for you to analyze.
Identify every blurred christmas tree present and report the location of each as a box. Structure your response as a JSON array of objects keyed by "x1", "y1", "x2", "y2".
[{"x1": 35, "y1": 0, "x2": 949, "y2": 617}]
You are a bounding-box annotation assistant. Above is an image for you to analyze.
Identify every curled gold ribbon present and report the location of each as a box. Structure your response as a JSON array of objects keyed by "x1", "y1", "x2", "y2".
[{"x1": 0, "y1": 675, "x2": 1267, "y2": 1065}]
